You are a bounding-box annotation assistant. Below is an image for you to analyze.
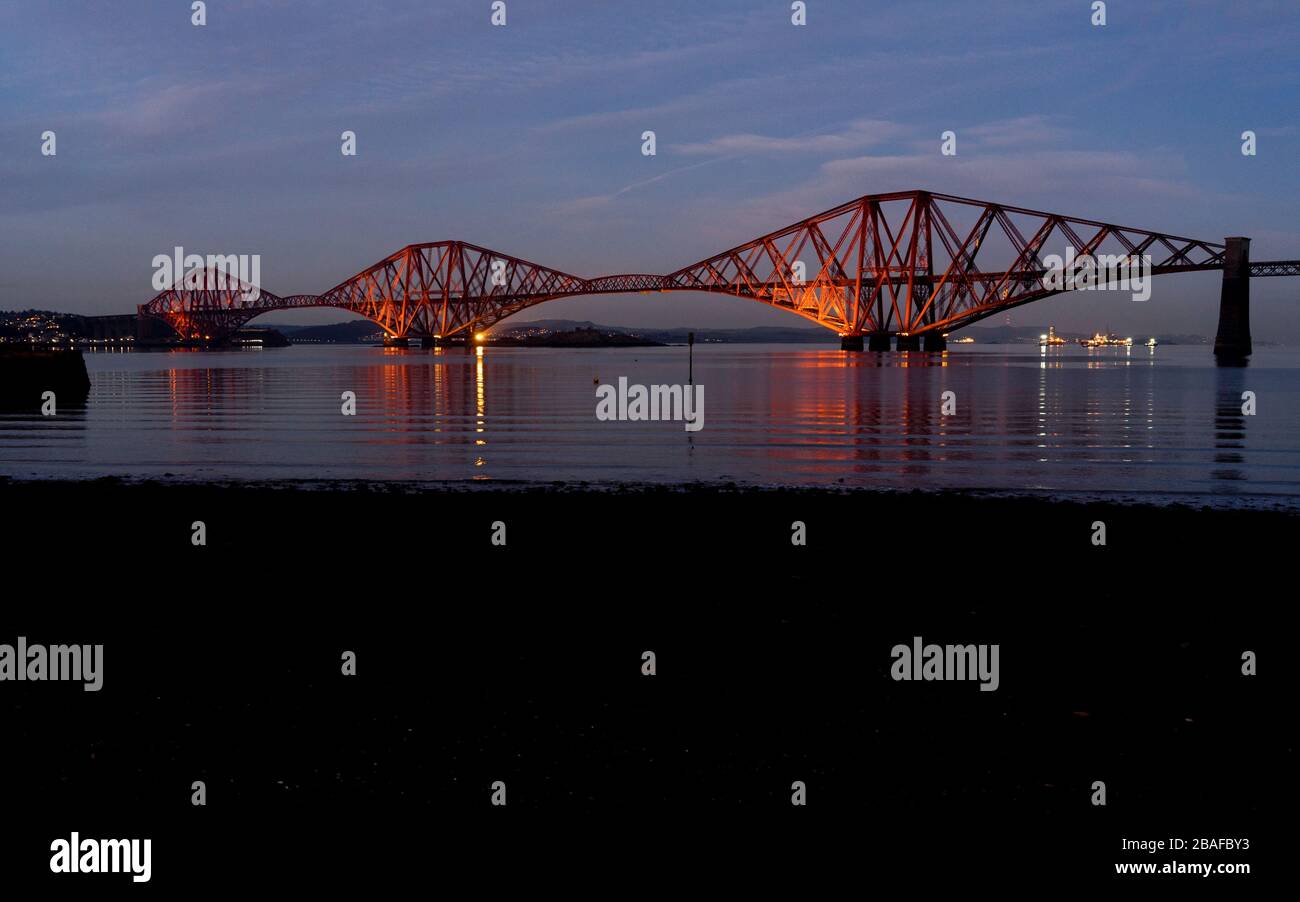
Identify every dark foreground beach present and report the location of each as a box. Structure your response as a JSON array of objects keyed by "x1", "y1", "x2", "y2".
[
  {"x1": 3, "y1": 476, "x2": 1296, "y2": 553},
  {"x1": 0, "y1": 480, "x2": 1289, "y2": 889}
]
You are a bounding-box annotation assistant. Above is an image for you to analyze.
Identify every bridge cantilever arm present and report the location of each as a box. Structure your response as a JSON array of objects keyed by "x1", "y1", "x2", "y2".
[
  {"x1": 1249, "y1": 260, "x2": 1300, "y2": 277},
  {"x1": 137, "y1": 191, "x2": 1283, "y2": 344}
]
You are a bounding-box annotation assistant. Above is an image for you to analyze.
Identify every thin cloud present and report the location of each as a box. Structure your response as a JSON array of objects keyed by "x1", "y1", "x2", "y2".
[{"x1": 673, "y1": 119, "x2": 906, "y2": 156}]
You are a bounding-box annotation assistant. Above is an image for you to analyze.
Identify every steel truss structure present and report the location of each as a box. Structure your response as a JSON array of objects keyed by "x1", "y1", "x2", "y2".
[{"x1": 139, "y1": 190, "x2": 1294, "y2": 342}]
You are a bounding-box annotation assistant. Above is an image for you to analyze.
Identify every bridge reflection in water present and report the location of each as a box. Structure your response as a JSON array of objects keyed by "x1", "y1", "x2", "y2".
[{"x1": 4, "y1": 344, "x2": 1299, "y2": 503}]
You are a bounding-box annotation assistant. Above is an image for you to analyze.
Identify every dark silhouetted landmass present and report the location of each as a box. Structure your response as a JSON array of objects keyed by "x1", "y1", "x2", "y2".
[
  {"x1": 231, "y1": 328, "x2": 291, "y2": 347},
  {"x1": 493, "y1": 319, "x2": 832, "y2": 344},
  {"x1": 0, "y1": 347, "x2": 90, "y2": 405},
  {"x1": 1, "y1": 311, "x2": 1225, "y2": 347},
  {"x1": 490, "y1": 326, "x2": 663, "y2": 347},
  {"x1": 280, "y1": 320, "x2": 385, "y2": 343}
]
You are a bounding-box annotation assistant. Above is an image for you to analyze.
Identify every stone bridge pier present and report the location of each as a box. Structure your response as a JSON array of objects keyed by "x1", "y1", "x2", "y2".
[{"x1": 1213, "y1": 236, "x2": 1251, "y2": 361}]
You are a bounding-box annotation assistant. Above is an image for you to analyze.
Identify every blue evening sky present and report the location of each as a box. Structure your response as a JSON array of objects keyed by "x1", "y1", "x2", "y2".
[{"x1": 2, "y1": 0, "x2": 1297, "y2": 336}]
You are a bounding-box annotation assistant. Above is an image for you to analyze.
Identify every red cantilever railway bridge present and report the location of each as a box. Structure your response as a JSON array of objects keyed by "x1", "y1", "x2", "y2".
[{"x1": 139, "y1": 190, "x2": 1300, "y2": 357}]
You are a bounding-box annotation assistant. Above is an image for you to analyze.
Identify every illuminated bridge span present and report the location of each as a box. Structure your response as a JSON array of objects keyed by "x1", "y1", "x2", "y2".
[{"x1": 139, "y1": 190, "x2": 1300, "y2": 358}]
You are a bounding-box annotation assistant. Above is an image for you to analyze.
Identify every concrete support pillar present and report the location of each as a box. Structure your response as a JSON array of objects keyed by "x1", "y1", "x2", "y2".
[
  {"x1": 383, "y1": 336, "x2": 409, "y2": 348},
  {"x1": 922, "y1": 333, "x2": 947, "y2": 352},
  {"x1": 896, "y1": 334, "x2": 920, "y2": 352},
  {"x1": 840, "y1": 335, "x2": 864, "y2": 351},
  {"x1": 868, "y1": 333, "x2": 892, "y2": 352},
  {"x1": 1213, "y1": 237, "x2": 1251, "y2": 360}
]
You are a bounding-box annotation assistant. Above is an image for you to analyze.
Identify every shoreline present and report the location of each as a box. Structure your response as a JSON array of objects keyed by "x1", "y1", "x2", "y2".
[
  {"x1": 2, "y1": 474, "x2": 1297, "y2": 513},
  {"x1": 4, "y1": 476, "x2": 1294, "y2": 566}
]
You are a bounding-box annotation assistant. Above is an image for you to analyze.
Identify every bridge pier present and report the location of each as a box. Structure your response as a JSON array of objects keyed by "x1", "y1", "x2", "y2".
[
  {"x1": 922, "y1": 333, "x2": 947, "y2": 353},
  {"x1": 420, "y1": 334, "x2": 477, "y2": 350},
  {"x1": 840, "y1": 335, "x2": 864, "y2": 351},
  {"x1": 1213, "y1": 236, "x2": 1251, "y2": 361},
  {"x1": 417, "y1": 335, "x2": 471, "y2": 349},
  {"x1": 895, "y1": 334, "x2": 921, "y2": 352},
  {"x1": 383, "y1": 336, "x2": 410, "y2": 348},
  {"x1": 868, "y1": 333, "x2": 891, "y2": 352}
]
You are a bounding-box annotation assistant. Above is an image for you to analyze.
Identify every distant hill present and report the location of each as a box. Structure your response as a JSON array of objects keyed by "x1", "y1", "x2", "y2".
[
  {"x1": 492, "y1": 326, "x2": 663, "y2": 347},
  {"x1": 495, "y1": 319, "x2": 834, "y2": 344},
  {"x1": 279, "y1": 320, "x2": 385, "y2": 343}
]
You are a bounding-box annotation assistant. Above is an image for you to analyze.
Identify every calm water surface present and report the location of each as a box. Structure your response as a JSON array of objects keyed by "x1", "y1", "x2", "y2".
[{"x1": 3, "y1": 343, "x2": 1298, "y2": 507}]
